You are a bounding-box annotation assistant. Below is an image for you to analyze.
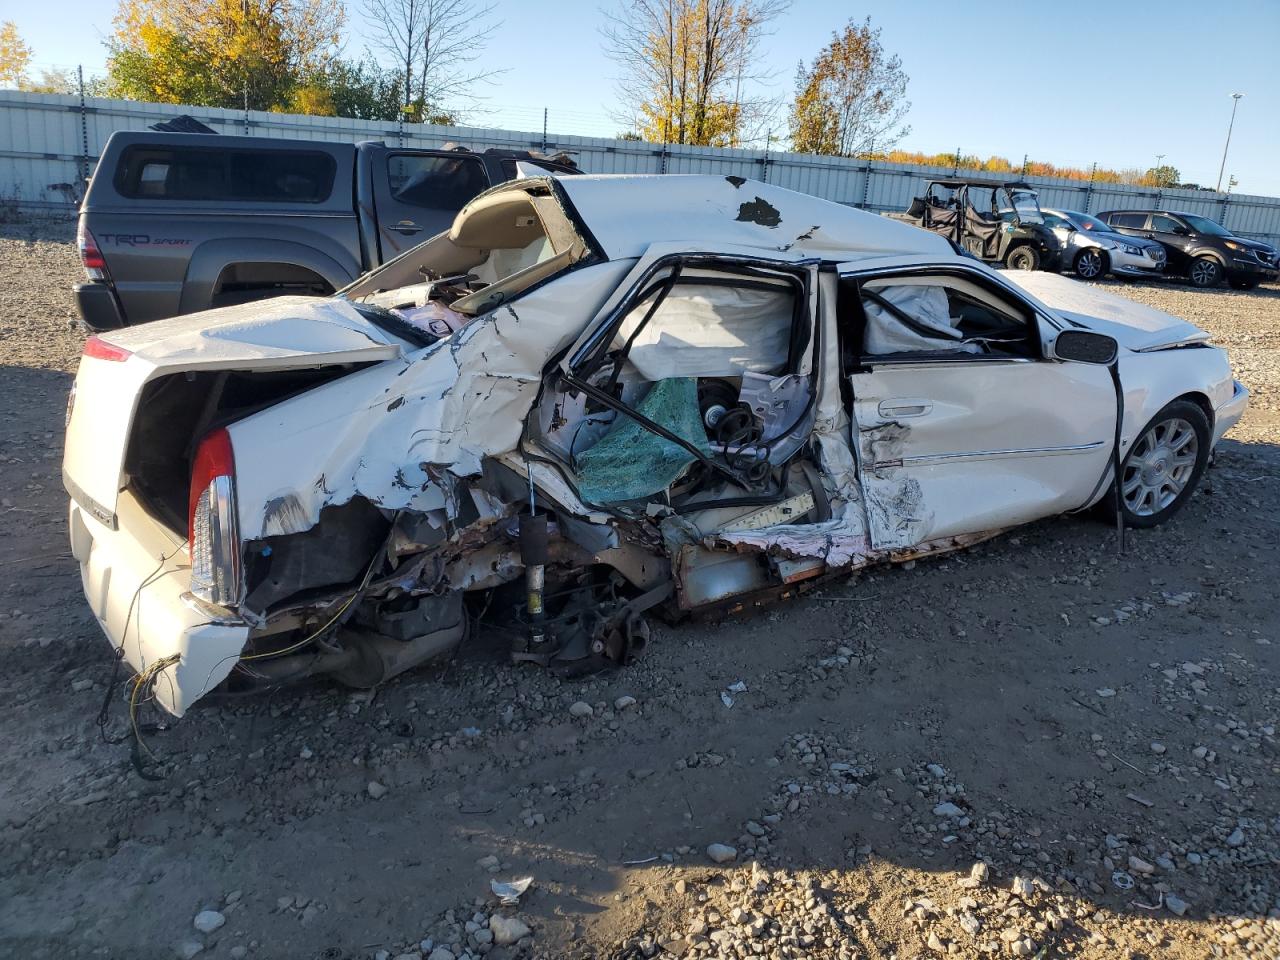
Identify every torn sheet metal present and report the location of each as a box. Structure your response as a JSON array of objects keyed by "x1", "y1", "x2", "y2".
[
  {"x1": 228, "y1": 260, "x2": 632, "y2": 540},
  {"x1": 713, "y1": 272, "x2": 871, "y2": 568}
]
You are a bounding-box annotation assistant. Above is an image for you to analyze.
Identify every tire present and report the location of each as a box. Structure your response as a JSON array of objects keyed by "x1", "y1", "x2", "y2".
[
  {"x1": 1188, "y1": 257, "x2": 1223, "y2": 288},
  {"x1": 1228, "y1": 278, "x2": 1260, "y2": 291},
  {"x1": 1005, "y1": 246, "x2": 1040, "y2": 271},
  {"x1": 1073, "y1": 247, "x2": 1109, "y2": 280},
  {"x1": 1105, "y1": 400, "x2": 1211, "y2": 528}
]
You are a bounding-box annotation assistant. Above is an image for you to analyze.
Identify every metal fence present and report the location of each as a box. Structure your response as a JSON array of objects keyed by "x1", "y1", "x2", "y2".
[{"x1": 3, "y1": 90, "x2": 1279, "y2": 244}]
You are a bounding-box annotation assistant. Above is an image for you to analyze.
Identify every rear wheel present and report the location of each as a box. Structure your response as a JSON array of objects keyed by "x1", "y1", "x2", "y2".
[
  {"x1": 1228, "y1": 277, "x2": 1260, "y2": 291},
  {"x1": 1005, "y1": 245, "x2": 1040, "y2": 271},
  {"x1": 1115, "y1": 401, "x2": 1210, "y2": 528},
  {"x1": 1188, "y1": 257, "x2": 1223, "y2": 288},
  {"x1": 1073, "y1": 247, "x2": 1108, "y2": 280}
]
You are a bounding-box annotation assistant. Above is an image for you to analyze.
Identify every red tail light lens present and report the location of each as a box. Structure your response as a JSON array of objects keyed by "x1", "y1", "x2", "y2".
[
  {"x1": 76, "y1": 220, "x2": 108, "y2": 280},
  {"x1": 188, "y1": 428, "x2": 241, "y2": 606},
  {"x1": 83, "y1": 335, "x2": 132, "y2": 362}
]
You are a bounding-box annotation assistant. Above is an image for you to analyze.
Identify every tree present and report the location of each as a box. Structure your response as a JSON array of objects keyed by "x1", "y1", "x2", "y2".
[
  {"x1": 107, "y1": 0, "x2": 345, "y2": 110},
  {"x1": 789, "y1": 17, "x2": 909, "y2": 157},
  {"x1": 288, "y1": 56, "x2": 435, "y2": 120},
  {"x1": 360, "y1": 0, "x2": 499, "y2": 122},
  {"x1": 1142, "y1": 164, "x2": 1180, "y2": 188},
  {"x1": 0, "y1": 21, "x2": 34, "y2": 89},
  {"x1": 604, "y1": 0, "x2": 787, "y2": 147},
  {"x1": 23, "y1": 67, "x2": 79, "y2": 94}
]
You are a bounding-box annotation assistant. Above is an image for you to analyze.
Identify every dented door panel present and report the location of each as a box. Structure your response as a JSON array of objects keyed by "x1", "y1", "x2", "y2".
[{"x1": 850, "y1": 359, "x2": 1115, "y2": 550}]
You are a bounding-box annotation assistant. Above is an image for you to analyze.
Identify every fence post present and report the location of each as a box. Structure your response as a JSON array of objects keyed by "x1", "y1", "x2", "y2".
[
  {"x1": 762, "y1": 130, "x2": 772, "y2": 184},
  {"x1": 541, "y1": 108, "x2": 548, "y2": 152},
  {"x1": 1083, "y1": 162, "x2": 1096, "y2": 213},
  {"x1": 861, "y1": 158, "x2": 872, "y2": 210},
  {"x1": 76, "y1": 65, "x2": 89, "y2": 192}
]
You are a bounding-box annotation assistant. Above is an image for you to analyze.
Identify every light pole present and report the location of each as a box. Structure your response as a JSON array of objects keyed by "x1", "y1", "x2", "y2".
[{"x1": 1215, "y1": 93, "x2": 1243, "y2": 193}]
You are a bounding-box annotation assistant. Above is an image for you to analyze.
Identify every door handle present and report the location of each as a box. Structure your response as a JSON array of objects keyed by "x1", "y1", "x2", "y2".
[
  {"x1": 878, "y1": 398, "x2": 932, "y2": 419},
  {"x1": 389, "y1": 220, "x2": 423, "y2": 235}
]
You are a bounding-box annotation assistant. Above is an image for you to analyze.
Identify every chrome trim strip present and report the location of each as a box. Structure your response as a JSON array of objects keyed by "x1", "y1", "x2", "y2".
[
  {"x1": 866, "y1": 356, "x2": 1036, "y2": 368},
  {"x1": 63, "y1": 469, "x2": 116, "y2": 530},
  {"x1": 875, "y1": 440, "x2": 1106, "y2": 470}
]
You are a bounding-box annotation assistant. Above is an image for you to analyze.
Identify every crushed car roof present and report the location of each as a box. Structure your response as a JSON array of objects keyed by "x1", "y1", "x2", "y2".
[{"x1": 554, "y1": 174, "x2": 952, "y2": 262}]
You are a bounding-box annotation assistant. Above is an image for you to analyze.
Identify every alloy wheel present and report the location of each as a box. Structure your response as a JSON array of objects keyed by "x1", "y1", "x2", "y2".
[
  {"x1": 1190, "y1": 259, "x2": 1220, "y2": 287},
  {"x1": 1122, "y1": 417, "x2": 1199, "y2": 516},
  {"x1": 1077, "y1": 250, "x2": 1103, "y2": 278}
]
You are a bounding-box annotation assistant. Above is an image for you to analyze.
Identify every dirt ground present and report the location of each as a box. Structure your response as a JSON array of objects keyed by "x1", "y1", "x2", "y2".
[{"x1": 0, "y1": 220, "x2": 1277, "y2": 960}]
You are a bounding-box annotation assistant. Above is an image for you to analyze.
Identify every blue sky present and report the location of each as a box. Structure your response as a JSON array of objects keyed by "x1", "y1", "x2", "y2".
[{"x1": 14, "y1": 0, "x2": 1280, "y2": 194}]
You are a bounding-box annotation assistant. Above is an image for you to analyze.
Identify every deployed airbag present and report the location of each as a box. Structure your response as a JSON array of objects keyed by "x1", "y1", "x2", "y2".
[
  {"x1": 863, "y1": 284, "x2": 981, "y2": 355},
  {"x1": 615, "y1": 283, "x2": 793, "y2": 380}
]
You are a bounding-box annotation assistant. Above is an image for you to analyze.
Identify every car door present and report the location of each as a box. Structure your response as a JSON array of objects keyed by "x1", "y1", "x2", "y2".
[
  {"x1": 370, "y1": 148, "x2": 492, "y2": 259},
  {"x1": 837, "y1": 262, "x2": 1117, "y2": 551},
  {"x1": 1147, "y1": 213, "x2": 1195, "y2": 274}
]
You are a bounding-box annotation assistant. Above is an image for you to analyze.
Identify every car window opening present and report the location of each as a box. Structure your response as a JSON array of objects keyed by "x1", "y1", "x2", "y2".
[
  {"x1": 852, "y1": 274, "x2": 1032, "y2": 361},
  {"x1": 531, "y1": 260, "x2": 824, "y2": 526}
]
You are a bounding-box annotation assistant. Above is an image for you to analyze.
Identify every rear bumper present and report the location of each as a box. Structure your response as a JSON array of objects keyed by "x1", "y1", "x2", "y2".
[
  {"x1": 73, "y1": 282, "x2": 127, "y2": 331},
  {"x1": 1212, "y1": 380, "x2": 1249, "y2": 446},
  {"x1": 68, "y1": 488, "x2": 248, "y2": 717}
]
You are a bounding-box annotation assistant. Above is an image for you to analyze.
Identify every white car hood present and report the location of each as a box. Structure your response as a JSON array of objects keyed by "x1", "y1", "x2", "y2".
[{"x1": 1004, "y1": 272, "x2": 1210, "y2": 352}]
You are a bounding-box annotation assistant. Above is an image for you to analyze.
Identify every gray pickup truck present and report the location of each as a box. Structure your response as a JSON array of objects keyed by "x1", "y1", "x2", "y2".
[{"x1": 73, "y1": 131, "x2": 580, "y2": 330}]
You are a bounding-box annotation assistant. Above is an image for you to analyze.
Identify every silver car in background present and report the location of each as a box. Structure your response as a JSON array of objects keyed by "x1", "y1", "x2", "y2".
[{"x1": 1043, "y1": 209, "x2": 1167, "y2": 281}]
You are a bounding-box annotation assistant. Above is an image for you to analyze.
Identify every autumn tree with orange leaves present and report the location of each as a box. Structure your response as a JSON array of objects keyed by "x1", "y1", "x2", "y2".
[{"x1": 790, "y1": 17, "x2": 909, "y2": 157}]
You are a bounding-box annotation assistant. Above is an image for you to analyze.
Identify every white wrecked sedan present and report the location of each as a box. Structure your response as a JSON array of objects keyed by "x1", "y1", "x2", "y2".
[{"x1": 63, "y1": 174, "x2": 1248, "y2": 717}]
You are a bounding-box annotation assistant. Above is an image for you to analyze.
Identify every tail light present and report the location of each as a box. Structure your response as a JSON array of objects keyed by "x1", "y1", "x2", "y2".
[
  {"x1": 82, "y1": 335, "x2": 131, "y2": 362},
  {"x1": 76, "y1": 220, "x2": 109, "y2": 282},
  {"x1": 188, "y1": 427, "x2": 241, "y2": 606}
]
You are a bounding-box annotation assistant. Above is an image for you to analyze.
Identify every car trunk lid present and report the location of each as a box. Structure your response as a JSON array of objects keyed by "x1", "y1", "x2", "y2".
[{"x1": 63, "y1": 296, "x2": 401, "y2": 528}]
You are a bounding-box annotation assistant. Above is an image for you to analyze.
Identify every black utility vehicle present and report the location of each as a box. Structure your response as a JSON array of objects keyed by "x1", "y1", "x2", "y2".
[
  {"x1": 73, "y1": 132, "x2": 580, "y2": 330},
  {"x1": 1098, "y1": 209, "x2": 1278, "y2": 290},
  {"x1": 889, "y1": 178, "x2": 1061, "y2": 272}
]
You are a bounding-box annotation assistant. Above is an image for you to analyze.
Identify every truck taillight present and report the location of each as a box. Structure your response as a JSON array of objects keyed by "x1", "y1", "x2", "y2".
[
  {"x1": 76, "y1": 220, "x2": 108, "y2": 281},
  {"x1": 188, "y1": 427, "x2": 241, "y2": 606}
]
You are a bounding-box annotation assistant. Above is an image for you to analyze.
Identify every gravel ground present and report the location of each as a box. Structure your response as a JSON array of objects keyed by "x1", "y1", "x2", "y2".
[{"x1": 1, "y1": 221, "x2": 1277, "y2": 960}]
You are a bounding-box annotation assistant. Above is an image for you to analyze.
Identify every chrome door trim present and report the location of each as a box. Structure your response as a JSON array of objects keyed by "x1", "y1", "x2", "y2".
[{"x1": 874, "y1": 440, "x2": 1106, "y2": 470}]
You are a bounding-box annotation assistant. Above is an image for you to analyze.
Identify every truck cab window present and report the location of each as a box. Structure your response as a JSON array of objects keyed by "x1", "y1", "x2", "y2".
[{"x1": 388, "y1": 154, "x2": 490, "y2": 210}]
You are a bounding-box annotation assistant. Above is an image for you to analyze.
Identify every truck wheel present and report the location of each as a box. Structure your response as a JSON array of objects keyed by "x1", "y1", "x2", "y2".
[
  {"x1": 1005, "y1": 246, "x2": 1040, "y2": 271},
  {"x1": 1228, "y1": 278, "x2": 1260, "y2": 291},
  {"x1": 1188, "y1": 257, "x2": 1223, "y2": 288},
  {"x1": 1073, "y1": 248, "x2": 1108, "y2": 280}
]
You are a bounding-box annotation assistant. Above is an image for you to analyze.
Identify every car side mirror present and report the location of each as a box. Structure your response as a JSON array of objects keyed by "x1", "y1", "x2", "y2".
[
  {"x1": 1172, "y1": 226, "x2": 1189, "y2": 236},
  {"x1": 1051, "y1": 330, "x2": 1118, "y2": 365}
]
